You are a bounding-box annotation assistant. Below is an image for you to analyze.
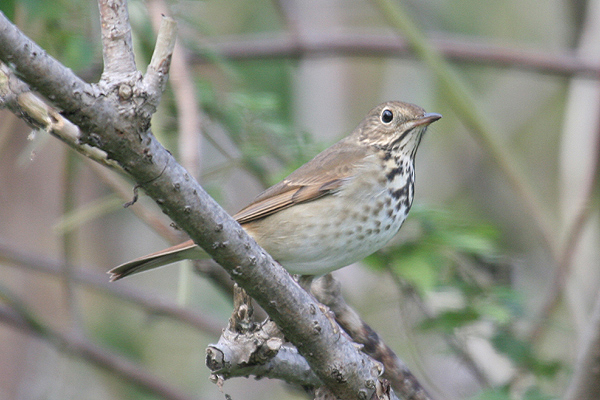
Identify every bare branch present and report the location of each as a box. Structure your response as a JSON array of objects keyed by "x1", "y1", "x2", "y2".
[
  {"x1": 148, "y1": 0, "x2": 203, "y2": 178},
  {"x1": 98, "y1": 0, "x2": 137, "y2": 78},
  {"x1": 191, "y1": 31, "x2": 600, "y2": 78},
  {"x1": 206, "y1": 286, "x2": 321, "y2": 387},
  {"x1": 312, "y1": 275, "x2": 434, "y2": 400},
  {"x1": 0, "y1": 240, "x2": 222, "y2": 336},
  {"x1": 0, "y1": 64, "x2": 119, "y2": 168},
  {"x1": 0, "y1": 12, "x2": 102, "y2": 117},
  {"x1": 142, "y1": 14, "x2": 178, "y2": 113}
]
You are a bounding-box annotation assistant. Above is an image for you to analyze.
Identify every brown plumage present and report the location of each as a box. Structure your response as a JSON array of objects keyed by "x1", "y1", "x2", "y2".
[{"x1": 109, "y1": 101, "x2": 441, "y2": 281}]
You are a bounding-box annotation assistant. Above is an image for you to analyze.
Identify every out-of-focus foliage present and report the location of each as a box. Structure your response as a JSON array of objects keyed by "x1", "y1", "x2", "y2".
[{"x1": 1, "y1": 0, "x2": 598, "y2": 399}]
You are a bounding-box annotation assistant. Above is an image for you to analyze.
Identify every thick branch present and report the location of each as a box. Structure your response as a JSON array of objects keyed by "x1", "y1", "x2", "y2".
[
  {"x1": 0, "y1": 11, "x2": 140, "y2": 165},
  {"x1": 206, "y1": 286, "x2": 321, "y2": 387}
]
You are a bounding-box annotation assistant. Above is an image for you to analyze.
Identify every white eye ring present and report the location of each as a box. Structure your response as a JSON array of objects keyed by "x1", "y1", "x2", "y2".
[{"x1": 381, "y1": 109, "x2": 393, "y2": 124}]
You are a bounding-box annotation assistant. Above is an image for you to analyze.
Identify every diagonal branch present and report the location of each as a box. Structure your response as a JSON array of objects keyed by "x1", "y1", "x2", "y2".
[
  {"x1": 0, "y1": 7, "x2": 389, "y2": 399},
  {"x1": 0, "y1": 12, "x2": 101, "y2": 117},
  {"x1": 0, "y1": 64, "x2": 118, "y2": 169},
  {"x1": 312, "y1": 275, "x2": 435, "y2": 400}
]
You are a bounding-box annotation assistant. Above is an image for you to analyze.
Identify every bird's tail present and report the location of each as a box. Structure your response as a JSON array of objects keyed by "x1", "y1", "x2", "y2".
[{"x1": 108, "y1": 240, "x2": 206, "y2": 281}]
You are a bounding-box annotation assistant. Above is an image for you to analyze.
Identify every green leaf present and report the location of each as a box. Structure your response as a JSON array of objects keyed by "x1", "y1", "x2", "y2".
[
  {"x1": 474, "y1": 301, "x2": 512, "y2": 325},
  {"x1": 419, "y1": 308, "x2": 480, "y2": 332},
  {"x1": 491, "y1": 330, "x2": 562, "y2": 377},
  {"x1": 390, "y1": 247, "x2": 438, "y2": 292},
  {"x1": 444, "y1": 230, "x2": 497, "y2": 255},
  {"x1": 523, "y1": 387, "x2": 557, "y2": 400},
  {"x1": 469, "y1": 388, "x2": 510, "y2": 400}
]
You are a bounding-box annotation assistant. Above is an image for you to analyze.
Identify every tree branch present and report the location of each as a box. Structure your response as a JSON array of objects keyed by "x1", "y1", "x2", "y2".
[
  {"x1": 148, "y1": 0, "x2": 203, "y2": 178},
  {"x1": 0, "y1": 12, "x2": 102, "y2": 117},
  {"x1": 98, "y1": 0, "x2": 137, "y2": 79},
  {"x1": 0, "y1": 8, "x2": 387, "y2": 399},
  {"x1": 191, "y1": 31, "x2": 600, "y2": 78},
  {"x1": 0, "y1": 303, "x2": 197, "y2": 400},
  {"x1": 0, "y1": 240, "x2": 222, "y2": 336},
  {"x1": 142, "y1": 14, "x2": 177, "y2": 113},
  {"x1": 0, "y1": 64, "x2": 118, "y2": 168},
  {"x1": 311, "y1": 275, "x2": 434, "y2": 400},
  {"x1": 206, "y1": 286, "x2": 321, "y2": 387}
]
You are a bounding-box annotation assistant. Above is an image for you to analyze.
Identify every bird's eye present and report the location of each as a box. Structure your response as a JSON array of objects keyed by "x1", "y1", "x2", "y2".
[{"x1": 381, "y1": 109, "x2": 393, "y2": 124}]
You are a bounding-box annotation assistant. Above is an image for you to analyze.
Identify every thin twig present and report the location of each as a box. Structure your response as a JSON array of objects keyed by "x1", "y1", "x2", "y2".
[
  {"x1": 148, "y1": 0, "x2": 203, "y2": 179},
  {"x1": 190, "y1": 31, "x2": 600, "y2": 78},
  {"x1": 0, "y1": 241, "x2": 222, "y2": 336}
]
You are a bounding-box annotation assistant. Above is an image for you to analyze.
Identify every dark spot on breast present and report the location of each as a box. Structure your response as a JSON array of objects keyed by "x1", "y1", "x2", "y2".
[
  {"x1": 385, "y1": 166, "x2": 404, "y2": 181},
  {"x1": 391, "y1": 185, "x2": 409, "y2": 200}
]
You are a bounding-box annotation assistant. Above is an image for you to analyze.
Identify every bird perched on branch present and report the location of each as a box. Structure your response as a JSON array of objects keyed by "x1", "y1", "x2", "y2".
[{"x1": 109, "y1": 101, "x2": 441, "y2": 281}]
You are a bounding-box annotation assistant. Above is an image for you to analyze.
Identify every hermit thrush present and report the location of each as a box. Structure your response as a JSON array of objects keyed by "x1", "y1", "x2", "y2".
[{"x1": 109, "y1": 101, "x2": 441, "y2": 281}]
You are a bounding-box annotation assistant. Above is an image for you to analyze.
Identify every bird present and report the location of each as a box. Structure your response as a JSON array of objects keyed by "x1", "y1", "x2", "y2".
[{"x1": 108, "y1": 101, "x2": 441, "y2": 281}]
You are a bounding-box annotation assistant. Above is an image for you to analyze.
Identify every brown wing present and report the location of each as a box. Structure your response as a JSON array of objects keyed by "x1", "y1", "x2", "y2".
[{"x1": 234, "y1": 136, "x2": 369, "y2": 224}]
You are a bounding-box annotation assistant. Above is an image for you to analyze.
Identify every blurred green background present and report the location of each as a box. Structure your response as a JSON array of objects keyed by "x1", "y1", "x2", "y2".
[{"x1": 0, "y1": 0, "x2": 598, "y2": 399}]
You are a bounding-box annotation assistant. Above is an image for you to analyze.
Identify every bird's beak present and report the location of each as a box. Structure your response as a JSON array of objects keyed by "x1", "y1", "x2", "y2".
[{"x1": 414, "y1": 112, "x2": 442, "y2": 127}]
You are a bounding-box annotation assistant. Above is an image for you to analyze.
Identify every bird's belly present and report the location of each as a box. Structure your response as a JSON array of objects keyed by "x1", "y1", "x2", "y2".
[{"x1": 244, "y1": 186, "x2": 409, "y2": 275}]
